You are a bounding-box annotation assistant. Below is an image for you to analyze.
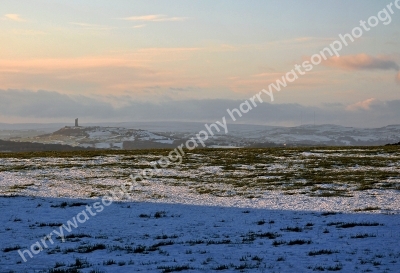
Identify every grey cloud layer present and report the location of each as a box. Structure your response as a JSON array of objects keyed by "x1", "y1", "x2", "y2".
[
  {"x1": 361, "y1": 59, "x2": 399, "y2": 71},
  {"x1": 1, "y1": 89, "x2": 399, "y2": 127}
]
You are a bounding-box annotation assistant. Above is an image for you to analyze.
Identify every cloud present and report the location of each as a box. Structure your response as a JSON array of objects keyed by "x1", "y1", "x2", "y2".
[
  {"x1": 0, "y1": 48, "x2": 206, "y2": 96},
  {"x1": 346, "y1": 98, "x2": 378, "y2": 111},
  {"x1": 132, "y1": 24, "x2": 146, "y2": 29},
  {"x1": 12, "y1": 29, "x2": 46, "y2": 36},
  {"x1": 69, "y1": 22, "x2": 113, "y2": 30},
  {"x1": 120, "y1": 14, "x2": 188, "y2": 22},
  {"x1": 1, "y1": 89, "x2": 400, "y2": 127},
  {"x1": 323, "y1": 54, "x2": 400, "y2": 71},
  {"x1": 397, "y1": 72, "x2": 400, "y2": 84},
  {"x1": 4, "y1": 14, "x2": 26, "y2": 22},
  {"x1": 70, "y1": 22, "x2": 99, "y2": 27}
]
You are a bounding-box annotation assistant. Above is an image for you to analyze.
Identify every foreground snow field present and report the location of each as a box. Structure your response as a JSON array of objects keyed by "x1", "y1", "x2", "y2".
[
  {"x1": 0, "y1": 147, "x2": 399, "y2": 272},
  {"x1": 0, "y1": 197, "x2": 400, "y2": 273}
]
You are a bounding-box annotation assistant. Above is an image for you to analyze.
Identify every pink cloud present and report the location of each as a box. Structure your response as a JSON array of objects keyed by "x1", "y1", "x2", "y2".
[
  {"x1": 0, "y1": 47, "x2": 217, "y2": 97},
  {"x1": 346, "y1": 98, "x2": 378, "y2": 111},
  {"x1": 121, "y1": 15, "x2": 188, "y2": 22},
  {"x1": 323, "y1": 54, "x2": 399, "y2": 71},
  {"x1": 4, "y1": 14, "x2": 26, "y2": 22}
]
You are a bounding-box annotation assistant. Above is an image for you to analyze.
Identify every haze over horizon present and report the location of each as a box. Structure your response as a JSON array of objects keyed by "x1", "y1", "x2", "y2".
[{"x1": 1, "y1": 0, "x2": 399, "y2": 127}]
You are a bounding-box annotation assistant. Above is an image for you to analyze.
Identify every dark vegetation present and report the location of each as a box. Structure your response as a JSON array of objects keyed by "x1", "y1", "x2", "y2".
[
  {"x1": 1, "y1": 146, "x2": 399, "y2": 197},
  {"x1": 0, "y1": 140, "x2": 94, "y2": 152},
  {"x1": 385, "y1": 141, "x2": 400, "y2": 146}
]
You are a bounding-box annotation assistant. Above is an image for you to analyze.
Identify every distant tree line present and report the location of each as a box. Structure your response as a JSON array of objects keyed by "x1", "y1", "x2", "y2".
[{"x1": 385, "y1": 142, "x2": 400, "y2": 146}]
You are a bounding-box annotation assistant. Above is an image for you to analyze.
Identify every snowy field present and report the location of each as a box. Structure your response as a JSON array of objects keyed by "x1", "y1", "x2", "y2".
[{"x1": 0, "y1": 147, "x2": 400, "y2": 272}]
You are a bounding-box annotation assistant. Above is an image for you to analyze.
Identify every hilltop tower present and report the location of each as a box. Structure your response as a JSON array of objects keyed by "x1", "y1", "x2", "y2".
[{"x1": 75, "y1": 118, "x2": 79, "y2": 127}]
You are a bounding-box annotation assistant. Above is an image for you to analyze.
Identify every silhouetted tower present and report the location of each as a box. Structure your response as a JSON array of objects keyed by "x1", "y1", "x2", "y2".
[{"x1": 75, "y1": 118, "x2": 79, "y2": 127}]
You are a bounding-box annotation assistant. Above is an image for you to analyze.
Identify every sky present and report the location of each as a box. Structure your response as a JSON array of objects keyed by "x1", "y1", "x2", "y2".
[{"x1": 0, "y1": 0, "x2": 399, "y2": 127}]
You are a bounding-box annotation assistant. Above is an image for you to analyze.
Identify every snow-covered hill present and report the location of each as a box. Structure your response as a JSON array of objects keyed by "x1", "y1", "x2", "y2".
[
  {"x1": 20, "y1": 126, "x2": 177, "y2": 149},
  {"x1": 228, "y1": 124, "x2": 400, "y2": 146},
  {"x1": 6, "y1": 123, "x2": 400, "y2": 149}
]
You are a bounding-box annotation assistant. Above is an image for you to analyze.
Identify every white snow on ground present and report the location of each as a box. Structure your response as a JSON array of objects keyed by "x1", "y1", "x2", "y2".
[
  {"x1": 0, "y1": 170, "x2": 399, "y2": 212},
  {"x1": 87, "y1": 130, "x2": 113, "y2": 139},
  {"x1": 94, "y1": 143, "x2": 111, "y2": 149},
  {"x1": 138, "y1": 131, "x2": 165, "y2": 141},
  {"x1": 0, "y1": 196, "x2": 399, "y2": 273},
  {"x1": 0, "y1": 150, "x2": 400, "y2": 272},
  {"x1": 154, "y1": 139, "x2": 175, "y2": 144},
  {"x1": 146, "y1": 132, "x2": 165, "y2": 140}
]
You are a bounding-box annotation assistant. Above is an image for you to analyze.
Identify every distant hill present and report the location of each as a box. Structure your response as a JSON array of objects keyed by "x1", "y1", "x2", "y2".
[
  {"x1": 16, "y1": 126, "x2": 179, "y2": 150},
  {"x1": 2, "y1": 123, "x2": 400, "y2": 149}
]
